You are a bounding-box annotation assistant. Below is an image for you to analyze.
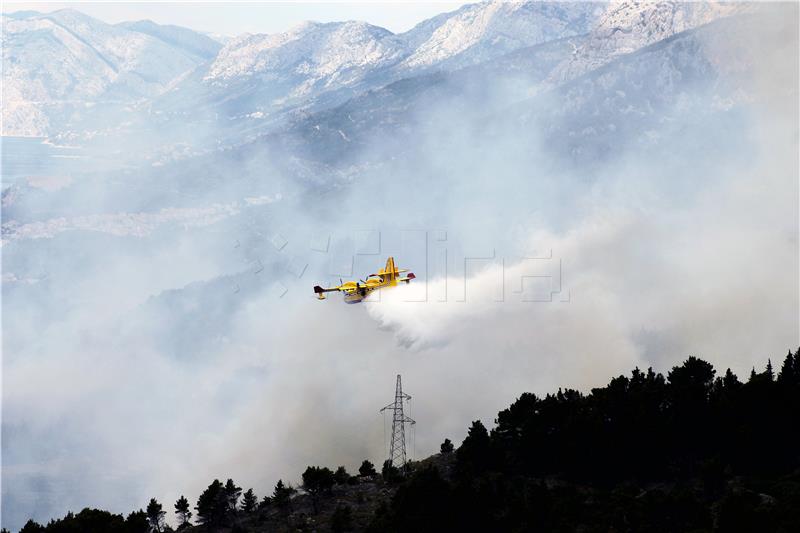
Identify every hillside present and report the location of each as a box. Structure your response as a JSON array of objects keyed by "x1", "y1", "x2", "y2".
[
  {"x1": 1, "y1": 9, "x2": 220, "y2": 136},
  {"x1": 12, "y1": 349, "x2": 800, "y2": 533}
]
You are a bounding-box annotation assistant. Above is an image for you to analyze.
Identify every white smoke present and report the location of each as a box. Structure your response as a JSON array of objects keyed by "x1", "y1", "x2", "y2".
[{"x1": 2, "y1": 3, "x2": 798, "y2": 531}]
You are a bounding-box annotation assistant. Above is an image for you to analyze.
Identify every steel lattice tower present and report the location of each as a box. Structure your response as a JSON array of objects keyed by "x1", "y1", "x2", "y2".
[{"x1": 381, "y1": 374, "x2": 416, "y2": 467}]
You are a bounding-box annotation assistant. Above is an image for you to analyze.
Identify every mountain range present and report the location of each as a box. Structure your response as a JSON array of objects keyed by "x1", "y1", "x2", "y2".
[
  {"x1": 1, "y1": 1, "x2": 746, "y2": 140},
  {"x1": 1, "y1": 9, "x2": 221, "y2": 136},
  {"x1": 0, "y1": 0, "x2": 776, "y2": 245}
]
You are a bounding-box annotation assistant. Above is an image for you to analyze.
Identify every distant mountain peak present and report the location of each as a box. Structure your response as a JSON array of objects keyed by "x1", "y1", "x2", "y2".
[
  {"x1": 2, "y1": 9, "x2": 221, "y2": 136},
  {"x1": 399, "y1": 1, "x2": 602, "y2": 70},
  {"x1": 204, "y1": 19, "x2": 405, "y2": 83},
  {"x1": 550, "y1": 0, "x2": 750, "y2": 82}
]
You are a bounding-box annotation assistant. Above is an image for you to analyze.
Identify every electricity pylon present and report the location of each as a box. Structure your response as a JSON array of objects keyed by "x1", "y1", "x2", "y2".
[{"x1": 381, "y1": 374, "x2": 416, "y2": 467}]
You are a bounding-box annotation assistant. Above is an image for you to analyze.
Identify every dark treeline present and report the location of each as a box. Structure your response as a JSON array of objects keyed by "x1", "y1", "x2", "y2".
[
  {"x1": 371, "y1": 350, "x2": 800, "y2": 532},
  {"x1": 11, "y1": 350, "x2": 800, "y2": 533}
]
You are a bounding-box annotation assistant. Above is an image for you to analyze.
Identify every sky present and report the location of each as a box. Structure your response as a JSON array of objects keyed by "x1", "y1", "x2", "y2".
[{"x1": 1, "y1": 1, "x2": 471, "y2": 35}]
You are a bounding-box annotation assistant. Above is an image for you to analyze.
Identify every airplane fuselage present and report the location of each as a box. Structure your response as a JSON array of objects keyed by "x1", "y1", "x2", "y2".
[
  {"x1": 340, "y1": 277, "x2": 394, "y2": 303},
  {"x1": 313, "y1": 257, "x2": 415, "y2": 303}
]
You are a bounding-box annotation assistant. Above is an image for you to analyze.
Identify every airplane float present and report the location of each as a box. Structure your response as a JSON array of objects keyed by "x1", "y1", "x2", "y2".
[{"x1": 313, "y1": 257, "x2": 415, "y2": 304}]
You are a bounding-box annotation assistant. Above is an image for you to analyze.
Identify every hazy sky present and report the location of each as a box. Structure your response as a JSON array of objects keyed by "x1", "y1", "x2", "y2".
[{"x1": 1, "y1": 1, "x2": 471, "y2": 35}]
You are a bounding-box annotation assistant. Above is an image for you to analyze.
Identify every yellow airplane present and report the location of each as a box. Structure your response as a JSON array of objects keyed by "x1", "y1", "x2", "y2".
[{"x1": 313, "y1": 257, "x2": 415, "y2": 303}]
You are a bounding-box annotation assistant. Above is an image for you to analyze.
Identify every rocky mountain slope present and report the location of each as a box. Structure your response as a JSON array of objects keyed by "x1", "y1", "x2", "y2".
[
  {"x1": 551, "y1": 0, "x2": 749, "y2": 82},
  {"x1": 220, "y1": 10, "x2": 768, "y2": 176},
  {"x1": 147, "y1": 1, "x2": 603, "y2": 146},
  {"x1": 2, "y1": 2, "x2": 605, "y2": 139},
  {"x1": 1, "y1": 9, "x2": 220, "y2": 136},
  {"x1": 1, "y1": 1, "x2": 749, "y2": 143}
]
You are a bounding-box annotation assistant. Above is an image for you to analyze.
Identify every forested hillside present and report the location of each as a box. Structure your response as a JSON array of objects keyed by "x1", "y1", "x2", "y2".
[{"x1": 12, "y1": 349, "x2": 800, "y2": 533}]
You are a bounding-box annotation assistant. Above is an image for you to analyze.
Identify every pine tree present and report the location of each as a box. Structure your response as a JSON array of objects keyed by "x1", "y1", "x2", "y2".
[
  {"x1": 765, "y1": 359, "x2": 775, "y2": 381},
  {"x1": 334, "y1": 465, "x2": 351, "y2": 484},
  {"x1": 273, "y1": 479, "x2": 287, "y2": 501},
  {"x1": 146, "y1": 498, "x2": 165, "y2": 532},
  {"x1": 667, "y1": 356, "x2": 716, "y2": 404},
  {"x1": 195, "y1": 479, "x2": 227, "y2": 526},
  {"x1": 359, "y1": 460, "x2": 377, "y2": 477},
  {"x1": 224, "y1": 478, "x2": 242, "y2": 512},
  {"x1": 722, "y1": 368, "x2": 741, "y2": 389},
  {"x1": 272, "y1": 479, "x2": 296, "y2": 516},
  {"x1": 19, "y1": 521, "x2": 44, "y2": 533},
  {"x1": 241, "y1": 488, "x2": 257, "y2": 513},
  {"x1": 174, "y1": 495, "x2": 192, "y2": 527},
  {"x1": 126, "y1": 509, "x2": 150, "y2": 531},
  {"x1": 440, "y1": 438, "x2": 454, "y2": 454},
  {"x1": 302, "y1": 466, "x2": 335, "y2": 513},
  {"x1": 456, "y1": 420, "x2": 492, "y2": 475},
  {"x1": 778, "y1": 350, "x2": 796, "y2": 385}
]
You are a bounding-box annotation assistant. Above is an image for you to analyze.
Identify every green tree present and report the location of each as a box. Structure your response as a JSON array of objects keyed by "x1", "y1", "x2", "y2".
[
  {"x1": 126, "y1": 509, "x2": 150, "y2": 532},
  {"x1": 723, "y1": 368, "x2": 742, "y2": 389},
  {"x1": 778, "y1": 350, "x2": 797, "y2": 385},
  {"x1": 456, "y1": 420, "x2": 492, "y2": 476},
  {"x1": 334, "y1": 465, "x2": 351, "y2": 484},
  {"x1": 668, "y1": 357, "x2": 716, "y2": 402},
  {"x1": 195, "y1": 479, "x2": 227, "y2": 526},
  {"x1": 272, "y1": 479, "x2": 295, "y2": 514},
  {"x1": 19, "y1": 521, "x2": 44, "y2": 533},
  {"x1": 259, "y1": 495, "x2": 272, "y2": 509},
  {"x1": 302, "y1": 466, "x2": 335, "y2": 513},
  {"x1": 241, "y1": 488, "x2": 257, "y2": 513},
  {"x1": 174, "y1": 495, "x2": 192, "y2": 527},
  {"x1": 146, "y1": 498, "x2": 165, "y2": 532},
  {"x1": 224, "y1": 478, "x2": 242, "y2": 512},
  {"x1": 440, "y1": 438, "x2": 454, "y2": 454},
  {"x1": 358, "y1": 460, "x2": 377, "y2": 477}
]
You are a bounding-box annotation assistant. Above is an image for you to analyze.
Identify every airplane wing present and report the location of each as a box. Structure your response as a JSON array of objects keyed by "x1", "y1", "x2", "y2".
[
  {"x1": 313, "y1": 284, "x2": 343, "y2": 299},
  {"x1": 313, "y1": 282, "x2": 360, "y2": 299},
  {"x1": 369, "y1": 269, "x2": 409, "y2": 277}
]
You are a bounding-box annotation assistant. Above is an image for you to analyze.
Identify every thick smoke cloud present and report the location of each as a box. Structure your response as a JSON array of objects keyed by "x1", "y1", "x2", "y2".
[{"x1": 2, "y1": 3, "x2": 798, "y2": 531}]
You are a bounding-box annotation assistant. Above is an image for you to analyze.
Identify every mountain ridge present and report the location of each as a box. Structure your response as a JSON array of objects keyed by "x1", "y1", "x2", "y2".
[{"x1": 1, "y1": 1, "x2": 749, "y2": 138}]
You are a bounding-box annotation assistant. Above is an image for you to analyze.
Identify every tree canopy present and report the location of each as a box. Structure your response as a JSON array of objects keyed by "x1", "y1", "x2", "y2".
[{"x1": 358, "y1": 460, "x2": 377, "y2": 477}]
